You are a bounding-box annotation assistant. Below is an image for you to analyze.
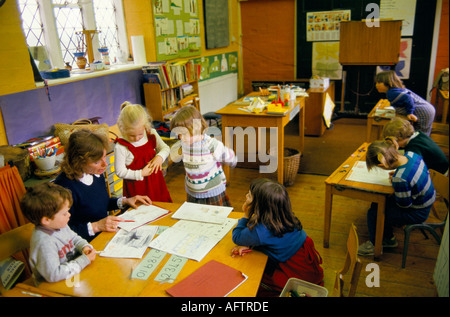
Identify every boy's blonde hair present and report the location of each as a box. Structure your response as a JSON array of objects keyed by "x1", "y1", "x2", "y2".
[
  {"x1": 382, "y1": 117, "x2": 415, "y2": 140},
  {"x1": 117, "y1": 101, "x2": 152, "y2": 139},
  {"x1": 366, "y1": 138, "x2": 400, "y2": 171},
  {"x1": 375, "y1": 70, "x2": 404, "y2": 89},
  {"x1": 21, "y1": 183, "x2": 73, "y2": 226},
  {"x1": 170, "y1": 106, "x2": 208, "y2": 136}
]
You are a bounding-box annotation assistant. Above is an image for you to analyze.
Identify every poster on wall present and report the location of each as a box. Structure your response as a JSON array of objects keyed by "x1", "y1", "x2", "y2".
[
  {"x1": 377, "y1": 38, "x2": 412, "y2": 79},
  {"x1": 306, "y1": 10, "x2": 351, "y2": 42},
  {"x1": 380, "y1": 0, "x2": 417, "y2": 36},
  {"x1": 153, "y1": 0, "x2": 201, "y2": 61},
  {"x1": 312, "y1": 41, "x2": 342, "y2": 80},
  {"x1": 192, "y1": 52, "x2": 238, "y2": 82}
]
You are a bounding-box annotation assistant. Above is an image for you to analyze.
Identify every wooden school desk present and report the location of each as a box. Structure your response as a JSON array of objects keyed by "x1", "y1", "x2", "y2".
[
  {"x1": 216, "y1": 92, "x2": 305, "y2": 184},
  {"x1": 366, "y1": 99, "x2": 393, "y2": 142},
  {"x1": 37, "y1": 202, "x2": 268, "y2": 297},
  {"x1": 323, "y1": 143, "x2": 394, "y2": 260}
]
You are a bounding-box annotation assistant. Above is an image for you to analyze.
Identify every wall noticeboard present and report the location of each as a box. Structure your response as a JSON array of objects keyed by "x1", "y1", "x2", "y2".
[
  {"x1": 192, "y1": 52, "x2": 238, "y2": 82},
  {"x1": 153, "y1": 0, "x2": 201, "y2": 61},
  {"x1": 203, "y1": 0, "x2": 229, "y2": 49}
]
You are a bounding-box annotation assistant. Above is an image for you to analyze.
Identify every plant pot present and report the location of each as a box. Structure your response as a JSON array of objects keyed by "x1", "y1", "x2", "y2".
[{"x1": 76, "y1": 56, "x2": 87, "y2": 69}]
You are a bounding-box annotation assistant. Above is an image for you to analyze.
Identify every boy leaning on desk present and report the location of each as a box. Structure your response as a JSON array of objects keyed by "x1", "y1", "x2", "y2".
[{"x1": 20, "y1": 182, "x2": 97, "y2": 284}]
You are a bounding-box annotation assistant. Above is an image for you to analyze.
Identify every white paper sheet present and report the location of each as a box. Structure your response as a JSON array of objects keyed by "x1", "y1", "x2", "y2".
[
  {"x1": 118, "y1": 204, "x2": 170, "y2": 231},
  {"x1": 345, "y1": 161, "x2": 393, "y2": 187},
  {"x1": 100, "y1": 226, "x2": 159, "y2": 259},
  {"x1": 171, "y1": 202, "x2": 233, "y2": 224},
  {"x1": 149, "y1": 218, "x2": 238, "y2": 262}
]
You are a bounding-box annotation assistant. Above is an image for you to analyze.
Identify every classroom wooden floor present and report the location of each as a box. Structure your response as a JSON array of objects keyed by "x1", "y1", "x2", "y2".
[{"x1": 164, "y1": 154, "x2": 444, "y2": 297}]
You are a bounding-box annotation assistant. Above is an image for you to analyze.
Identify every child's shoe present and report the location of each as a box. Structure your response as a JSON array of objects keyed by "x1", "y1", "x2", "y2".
[
  {"x1": 382, "y1": 236, "x2": 398, "y2": 248},
  {"x1": 357, "y1": 240, "x2": 375, "y2": 256}
]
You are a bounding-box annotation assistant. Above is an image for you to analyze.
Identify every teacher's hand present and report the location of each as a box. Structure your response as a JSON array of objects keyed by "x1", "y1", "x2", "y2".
[
  {"x1": 92, "y1": 215, "x2": 124, "y2": 233},
  {"x1": 123, "y1": 195, "x2": 152, "y2": 209}
]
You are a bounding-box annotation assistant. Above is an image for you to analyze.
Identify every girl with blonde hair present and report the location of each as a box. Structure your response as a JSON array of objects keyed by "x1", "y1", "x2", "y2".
[{"x1": 114, "y1": 101, "x2": 172, "y2": 202}]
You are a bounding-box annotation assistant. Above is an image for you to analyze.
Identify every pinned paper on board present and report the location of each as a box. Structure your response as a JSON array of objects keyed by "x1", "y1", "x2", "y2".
[{"x1": 312, "y1": 42, "x2": 342, "y2": 80}]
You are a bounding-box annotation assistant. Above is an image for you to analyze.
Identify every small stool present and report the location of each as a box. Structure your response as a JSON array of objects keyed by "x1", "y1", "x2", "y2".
[{"x1": 203, "y1": 112, "x2": 221, "y2": 128}]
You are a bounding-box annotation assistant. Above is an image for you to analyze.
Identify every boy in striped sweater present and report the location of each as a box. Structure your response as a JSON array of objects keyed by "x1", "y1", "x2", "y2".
[
  {"x1": 170, "y1": 106, "x2": 237, "y2": 206},
  {"x1": 358, "y1": 138, "x2": 436, "y2": 256}
]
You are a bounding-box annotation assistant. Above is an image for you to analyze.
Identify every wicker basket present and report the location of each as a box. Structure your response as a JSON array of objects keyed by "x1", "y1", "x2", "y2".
[{"x1": 283, "y1": 148, "x2": 301, "y2": 187}]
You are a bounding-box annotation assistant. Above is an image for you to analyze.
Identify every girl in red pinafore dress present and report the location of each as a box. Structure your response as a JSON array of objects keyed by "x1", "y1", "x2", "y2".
[{"x1": 114, "y1": 102, "x2": 172, "y2": 202}]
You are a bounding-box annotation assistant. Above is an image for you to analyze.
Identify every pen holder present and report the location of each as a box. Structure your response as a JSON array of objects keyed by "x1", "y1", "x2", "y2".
[{"x1": 34, "y1": 155, "x2": 56, "y2": 171}]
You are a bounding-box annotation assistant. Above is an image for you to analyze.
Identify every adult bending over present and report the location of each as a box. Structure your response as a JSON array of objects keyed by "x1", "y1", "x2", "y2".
[{"x1": 55, "y1": 129, "x2": 152, "y2": 241}]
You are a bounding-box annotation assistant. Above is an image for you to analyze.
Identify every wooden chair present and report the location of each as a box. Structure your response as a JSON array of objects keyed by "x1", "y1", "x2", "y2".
[
  {"x1": 333, "y1": 223, "x2": 362, "y2": 297},
  {"x1": 402, "y1": 169, "x2": 449, "y2": 268},
  {"x1": 0, "y1": 223, "x2": 34, "y2": 294},
  {"x1": 178, "y1": 94, "x2": 200, "y2": 111},
  {"x1": 430, "y1": 122, "x2": 449, "y2": 161}
]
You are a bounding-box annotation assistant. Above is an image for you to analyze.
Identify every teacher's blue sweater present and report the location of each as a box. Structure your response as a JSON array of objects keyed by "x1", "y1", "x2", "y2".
[
  {"x1": 55, "y1": 172, "x2": 119, "y2": 242},
  {"x1": 232, "y1": 217, "x2": 306, "y2": 263}
]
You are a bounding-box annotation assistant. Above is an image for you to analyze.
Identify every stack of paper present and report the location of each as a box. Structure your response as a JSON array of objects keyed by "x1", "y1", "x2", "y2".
[{"x1": 374, "y1": 106, "x2": 395, "y2": 118}]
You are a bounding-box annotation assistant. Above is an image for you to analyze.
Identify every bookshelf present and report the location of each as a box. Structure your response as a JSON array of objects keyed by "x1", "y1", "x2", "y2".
[{"x1": 143, "y1": 60, "x2": 200, "y2": 122}]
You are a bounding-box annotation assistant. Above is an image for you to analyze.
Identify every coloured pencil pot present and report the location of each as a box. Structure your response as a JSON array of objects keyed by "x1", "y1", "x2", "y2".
[{"x1": 34, "y1": 155, "x2": 56, "y2": 171}]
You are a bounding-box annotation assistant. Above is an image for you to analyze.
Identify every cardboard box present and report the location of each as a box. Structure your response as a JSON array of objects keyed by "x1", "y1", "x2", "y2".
[{"x1": 310, "y1": 77, "x2": 330, "y2": 89}]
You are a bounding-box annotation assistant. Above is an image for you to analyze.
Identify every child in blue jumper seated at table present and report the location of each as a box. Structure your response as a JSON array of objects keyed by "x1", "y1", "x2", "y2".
[
  {"x1": 358, "y1": 138, "x2": 436, "y2": 256},
  {"x1": 20, "y1": 183, "x2": 97, "y2": 284},
  {"x1": 231, "y1": 178, "x2": 324, "y2": 296}
]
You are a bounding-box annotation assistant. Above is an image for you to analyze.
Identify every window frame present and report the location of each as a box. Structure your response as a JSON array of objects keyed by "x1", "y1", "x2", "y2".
[{"x1": 26, "y1": 0, "x2": 129, "y2": 69}]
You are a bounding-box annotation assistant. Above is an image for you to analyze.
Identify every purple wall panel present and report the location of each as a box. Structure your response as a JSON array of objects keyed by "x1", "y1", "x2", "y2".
[{"x1": 0, "y1": 69, "x2": 143, "y2": 145}]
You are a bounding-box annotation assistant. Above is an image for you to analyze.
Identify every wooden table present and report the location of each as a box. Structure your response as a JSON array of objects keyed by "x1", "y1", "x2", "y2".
[
  {"x1": 37, "y1": 202, "x2": 268, "y2": 297},
  {"x1": 323, "y1": 143, "x2": 394, "y2": 260},
  {"x1": 366, "y1": 99, "x2": 394, "y2": 142},
  {"x1": 216, "y1": 92, "x2": 305, "y2": 184}
]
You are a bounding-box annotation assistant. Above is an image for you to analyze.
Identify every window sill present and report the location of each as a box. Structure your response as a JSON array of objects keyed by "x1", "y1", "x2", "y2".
[{"x1": 35, "y1": 63, "x2": 144, "y2": 88}]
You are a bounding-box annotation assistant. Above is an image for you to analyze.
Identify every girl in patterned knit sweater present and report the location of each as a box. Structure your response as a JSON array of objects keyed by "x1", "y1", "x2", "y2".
[{"x1": 170, "y1": 106, "x2": 237, "y2": 206}]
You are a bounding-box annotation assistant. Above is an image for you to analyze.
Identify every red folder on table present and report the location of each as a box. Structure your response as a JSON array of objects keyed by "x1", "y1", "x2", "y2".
[{"x1": 166, "y1": 260, "x2": 248, "y2": 297}]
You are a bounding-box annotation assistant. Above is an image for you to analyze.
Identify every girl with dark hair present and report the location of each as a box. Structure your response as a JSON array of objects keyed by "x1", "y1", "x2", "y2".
[{"x1": 232, "y1": 178, "x2": 323, "y2": 296}]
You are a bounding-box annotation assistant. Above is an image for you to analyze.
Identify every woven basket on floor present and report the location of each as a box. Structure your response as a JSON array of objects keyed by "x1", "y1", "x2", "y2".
[{"x1": 283, "y1": 148, "x2": 301, "y2": 187}]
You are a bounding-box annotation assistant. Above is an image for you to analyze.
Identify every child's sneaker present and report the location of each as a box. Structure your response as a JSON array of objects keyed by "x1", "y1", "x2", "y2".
[
  {"x1": 382, "y1": 236, "x2": 398, "y2": 248},
  {"x1": 357, "y1": 240, "x2": 375, "y2": 256}
]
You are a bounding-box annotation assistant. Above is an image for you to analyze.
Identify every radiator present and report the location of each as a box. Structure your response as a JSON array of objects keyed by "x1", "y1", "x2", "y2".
[{"x1": 198, "y1": 73, "x2": 238, "y2": 114}]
